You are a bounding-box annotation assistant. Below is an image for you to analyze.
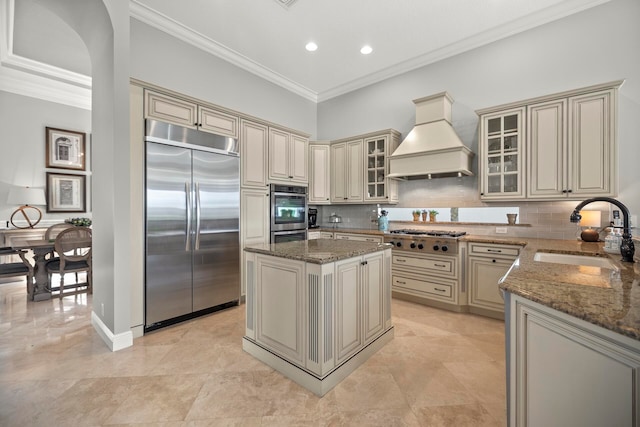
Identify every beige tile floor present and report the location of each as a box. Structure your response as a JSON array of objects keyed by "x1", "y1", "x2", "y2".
[{"x1": 0, "y1": 279, "x2": 507, "y2": 426}]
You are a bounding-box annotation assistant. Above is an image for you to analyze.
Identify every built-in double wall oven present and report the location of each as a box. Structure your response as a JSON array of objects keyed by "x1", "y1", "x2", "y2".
[{"x1": 270, "y1": 184, "x2": 307, "y2": 243}]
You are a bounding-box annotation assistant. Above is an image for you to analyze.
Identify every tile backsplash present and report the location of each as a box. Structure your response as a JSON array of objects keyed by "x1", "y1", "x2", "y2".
[{"x1": 313, "y1": 201, "x2": 617, "y2": 241}]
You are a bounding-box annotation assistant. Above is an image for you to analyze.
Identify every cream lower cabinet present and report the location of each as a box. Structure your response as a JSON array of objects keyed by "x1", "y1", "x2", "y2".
[
  {"x1": 308, "y1": 143, "x2": 331, "y2": 204},
  {"x1": 330, "y1": 140, "x2": 363, "y2": 203},
  {"x1": 527, "y1": 88, "x2": 617, "y2": 199},
  {"x1": 244, "y1": 249, "x2": 392, "y2": 395},
  {"x1": 508, "y1": 293, "x2": 640, "y2": 427},
  {"x1": 240, "y1": 188, "x2": 269, "y2": 295},
  {"x1": 334, "y1": 252, "x2": 387, "y2": 364},
  {"x1": 467, "y1": 242, "x2": 520, "y2": 319},
  {"x1": 253, "y1": 255, "x2": 306, "y2": 364}
]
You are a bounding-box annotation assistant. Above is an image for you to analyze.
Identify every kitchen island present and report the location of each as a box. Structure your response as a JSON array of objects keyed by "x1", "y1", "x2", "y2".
[
  {"x1": 243, "y1": 239, "x2": 393, "y2": 396},
  {"x1": 499, "y1": 238, "x2": 640, "y2": 426}
]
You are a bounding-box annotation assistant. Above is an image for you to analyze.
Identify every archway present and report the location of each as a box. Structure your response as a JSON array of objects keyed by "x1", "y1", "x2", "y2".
[{"x1": 35, "y1": 0, "x2": 132, "y2": 351}]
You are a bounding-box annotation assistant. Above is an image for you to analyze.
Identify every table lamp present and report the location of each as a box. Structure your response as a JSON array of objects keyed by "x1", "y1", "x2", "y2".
[
  {"x1": 579, "y1": 210, "x2": 601, "y2": 242},
  {"x1": 7, "y1": 187, "x2": 47, "y2": 229}
]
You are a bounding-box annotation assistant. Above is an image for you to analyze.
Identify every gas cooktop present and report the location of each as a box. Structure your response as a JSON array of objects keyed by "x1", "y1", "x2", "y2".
[{"x1": 389, "y1": 229, "x2": 467, "y2": 238}]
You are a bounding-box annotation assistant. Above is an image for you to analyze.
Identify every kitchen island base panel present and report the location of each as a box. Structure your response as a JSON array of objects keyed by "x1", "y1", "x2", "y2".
[{"x1": 242, "y1": 326, "x2": 394, "y2": 397}]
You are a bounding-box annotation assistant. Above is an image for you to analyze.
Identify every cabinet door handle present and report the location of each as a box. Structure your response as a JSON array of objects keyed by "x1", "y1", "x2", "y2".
[
  {"x1": 492, "y1": 259, "x2": 496, "y2": 263},
  {"x1": 288, "y1": 176, "x2": 293, "y2": 179},
  {"x1": 567, "y1": 189, "x2": 573, "y2": 193},
  {"x1": 360, "y1": 260, "x2": 368, "y2": 266}
]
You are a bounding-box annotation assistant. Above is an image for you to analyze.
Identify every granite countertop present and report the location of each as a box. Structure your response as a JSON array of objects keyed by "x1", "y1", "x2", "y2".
[
  {"x1": 307, "y1": 228, "x2": 640, "y2": 340},
  {"x1": 244, "y1": 239, "x2": 392, "y2": 264},
  {"x1": 497, "y1": 238, "x2": 640, "y2": 341}
]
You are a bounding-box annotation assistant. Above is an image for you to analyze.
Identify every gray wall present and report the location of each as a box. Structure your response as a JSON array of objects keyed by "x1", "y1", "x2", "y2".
[
  {"x1": 129, "y1": 19, "x2": 317, "y2": 137},
  {"x1": 317, "y1": 0, "x2": 640, "y2": 221},
  {"x1": 0, "y1": 91, "x2": 92, "y2": 224}
]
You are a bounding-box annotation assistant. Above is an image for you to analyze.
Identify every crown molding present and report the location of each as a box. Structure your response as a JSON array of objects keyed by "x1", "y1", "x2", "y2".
[
  {"x1": 0, "y1": 63, "x2": 91, "y2": 109},
  {"x1": 129, "y1": 0, "x2": 318, "y2": 102},
  {"x1": 0, "y1": 0, "x2": 91, "y2": 108}
]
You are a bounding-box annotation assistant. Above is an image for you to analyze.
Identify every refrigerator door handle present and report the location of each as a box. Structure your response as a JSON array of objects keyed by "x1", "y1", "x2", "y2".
[
  {"x1": 185, "y1": 181, "x2": 192, "y2": 251},
  {"x1": 195, "y1": 182, "x2": 201, "y2": 250}
]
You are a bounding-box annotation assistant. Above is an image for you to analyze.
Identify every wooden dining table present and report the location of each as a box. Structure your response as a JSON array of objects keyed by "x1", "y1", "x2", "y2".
[{"x1": 12, "y1": 237, "x2": 91, "y2": 301}]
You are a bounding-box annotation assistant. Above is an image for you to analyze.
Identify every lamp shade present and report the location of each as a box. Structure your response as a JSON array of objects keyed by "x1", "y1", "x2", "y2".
[
  {"x1": 7, "y1": 187, "x2": 47, "y2": 206},
  {"x1": 579, "y1": 210, "x2": 601, "y2": 228}
]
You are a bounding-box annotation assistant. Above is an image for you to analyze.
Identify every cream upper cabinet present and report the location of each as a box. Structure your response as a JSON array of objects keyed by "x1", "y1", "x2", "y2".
[
  {"x1": 568, "y1": 89, "x2": 616, "y2": 197},
  {"x1": 527, "y1": 99, "x2": 566, "y2": 198},
  {"x1": 145, "y1": 90, "x2": 197, "y2": 129},
  {"x1": 331, "y1": 139, "x2": 364, "y2": 203},
  {"x1": 268, "y1": 128, "x2": 308, "y2": 185},
  {"x1": 308, "y1": 143, "x2": 331, "y2": 204},
  {"x1": 145, "y1": 90, "x2": 238, "y2": 138},
  {"x1": 198, "y1": 106, "x2": 239, "y2": 138},
  {"x1": 364, "y1": 131, "x2": 400, "y2": 203},
  {"x1": 527, "y1": 89, "x2": 616, "y2": 199},
  {"x1": 478, "y1": 81, "x2": 620, "y2": 201},
  {"x1": 479, "y1": 107, "x2": 526, "y2": 200},
  {"x1": 241, "y1": 120, "x2": 269, "y2": 188}
]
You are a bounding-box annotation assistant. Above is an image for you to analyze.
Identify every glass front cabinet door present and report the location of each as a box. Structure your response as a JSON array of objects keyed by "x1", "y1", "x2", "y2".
[
  {"x1": 479, "y1": 108, "x2": 525, "y2": 200},
  {"x1": 364, "y1": 131, "x2": 400, "y2": 203}
]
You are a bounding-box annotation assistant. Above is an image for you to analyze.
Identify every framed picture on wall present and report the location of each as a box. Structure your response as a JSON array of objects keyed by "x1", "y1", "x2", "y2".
[
  {"x1": 46, "y1": 127, "x2": 86, "y2": 171},
  {"x1": 46, "y1": 172, "x2": 86, "y2": 213}
]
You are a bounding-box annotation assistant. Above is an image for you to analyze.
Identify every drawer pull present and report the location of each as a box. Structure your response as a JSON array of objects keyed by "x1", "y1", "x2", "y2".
[
  {"x1": 396, "y1": 280, "x2": 407, "y2": 285},
  {"x1": 396, "y1": 258, "x2": 406, "y2": 262},
  {"x1": 434, "y1": 287, "x2": 447, "y2": 293},
  {"x1": 434, "y1": 263, "x2": 446, "y2": 267},
  {"x1": 487, "y1": 249, "x2": 502, "y2": 253}
]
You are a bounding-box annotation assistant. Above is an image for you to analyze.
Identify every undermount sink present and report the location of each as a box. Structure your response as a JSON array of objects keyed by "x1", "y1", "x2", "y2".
[{"x1": 534, "y1": 252, "x2": 618, "y2": 270}]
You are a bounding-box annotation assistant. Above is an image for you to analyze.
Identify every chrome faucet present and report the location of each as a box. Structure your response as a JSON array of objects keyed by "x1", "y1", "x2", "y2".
[{"x1": 570, "y1": 197, "x2": 635, "y2": 262}]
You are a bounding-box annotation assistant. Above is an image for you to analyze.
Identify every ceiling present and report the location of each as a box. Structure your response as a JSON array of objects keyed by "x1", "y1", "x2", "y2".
[{"x1": 2, "y1": 0, "x2": 609, "y2": 103}]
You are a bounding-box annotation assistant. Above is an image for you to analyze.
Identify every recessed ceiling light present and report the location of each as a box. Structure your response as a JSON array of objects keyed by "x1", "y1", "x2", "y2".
[
  {"x1": 305, "y1": 42, "x2": 318, "y2": 52},
  {"x1": 360, "y1": 45, "x2": 373, "y2": 55}
]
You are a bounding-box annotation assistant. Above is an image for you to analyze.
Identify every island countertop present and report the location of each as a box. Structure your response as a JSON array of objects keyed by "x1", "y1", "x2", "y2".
[
  {"x1": 244, "y1": 238, "x2": 392, "y2": 264},
  {"x1": 497, "y1": 238, "x2": 640, "y2": 341}
]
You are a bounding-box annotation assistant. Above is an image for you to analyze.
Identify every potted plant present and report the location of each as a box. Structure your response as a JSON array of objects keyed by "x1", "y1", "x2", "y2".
[
  {"x1": 421, "y1": 209, "x2": 428, "y2": 222},
  {"x1": 412, "y1": 210, "x2": 421, "y2": 221},
  {"x1": 428, "y1": 210, "x2": 439, "y2": 222}
]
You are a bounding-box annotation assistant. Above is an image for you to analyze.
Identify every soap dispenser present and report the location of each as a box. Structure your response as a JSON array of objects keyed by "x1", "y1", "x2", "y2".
[
  {"x1": 378, "y1": 210, "x2": 389, "y2": 232},
  {"x1": 604, "y1": 227, "x2": 618, "y2": 254}
]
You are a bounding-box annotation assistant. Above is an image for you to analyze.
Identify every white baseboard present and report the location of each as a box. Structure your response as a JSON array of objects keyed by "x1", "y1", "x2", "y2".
[{"x1": 91, "y1": 311, "x2": 133, "y2": 351}]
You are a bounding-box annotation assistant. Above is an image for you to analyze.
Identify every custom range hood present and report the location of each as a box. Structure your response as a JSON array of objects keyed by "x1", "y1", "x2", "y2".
[{"x1": 388, "y1": 92, "x2": 474, "y2": 179}]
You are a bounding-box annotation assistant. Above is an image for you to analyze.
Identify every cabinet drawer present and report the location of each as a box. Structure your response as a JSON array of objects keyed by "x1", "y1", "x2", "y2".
[
  {"x1": 469, "y1": 243, "x2": 520, "y2": 258},
  {"x1": 392, "y1": 254, "x2": 454, "y2": 275},
  {"x1": 334, "y1": 233, "x2": 382, "y2": 243},
  {"x1": 392, "y1": 275, "x2": 452, "y2": 298}
]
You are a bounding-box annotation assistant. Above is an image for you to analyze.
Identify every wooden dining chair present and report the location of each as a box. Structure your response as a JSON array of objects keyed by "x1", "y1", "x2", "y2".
[
  {"x1": 0, "y1": 247, "x2": 34, "y2": 295},
  {"x1": 45, "y1": 227, "x2": 92, "y2": 298}
]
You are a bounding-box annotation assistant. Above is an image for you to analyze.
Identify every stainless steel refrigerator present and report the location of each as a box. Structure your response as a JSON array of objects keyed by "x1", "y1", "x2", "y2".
[{"x1": 145, "y1": 120, "x2": 240, "y2": 331}]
